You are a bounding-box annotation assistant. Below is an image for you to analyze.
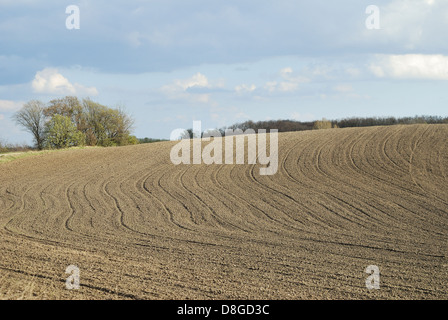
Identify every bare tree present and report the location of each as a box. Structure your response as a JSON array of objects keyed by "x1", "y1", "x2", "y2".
[{"x1": 13, "y1": 100, "x2": 47, "y2": 150}]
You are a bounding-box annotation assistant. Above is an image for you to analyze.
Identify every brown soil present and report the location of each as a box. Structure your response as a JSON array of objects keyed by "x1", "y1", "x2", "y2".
[{"x1": 0, "y1": 124, "x2": 447, "y2": 299}]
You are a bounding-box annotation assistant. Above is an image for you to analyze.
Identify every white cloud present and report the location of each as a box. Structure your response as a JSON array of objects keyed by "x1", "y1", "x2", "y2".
[
  {"x1": 160, "y1": 73, "x2": 221, "y2": 104},
  {"x1": 333, "y1": 84, "x2": 354, "y2": 93},
  {"x1": 31, "y1": 68, "x2": 98, "y2": 95},
  {"x1": 263, "y1": 67, "x2": 309, "y2": 93},
  {"x1": 330, "y1": 84, "x2": 368, "y2": 100},
  {"x1": 308, "y1": 65, "x2": 333, "y2": 78},
  {"x1": 235, "y1": 84, "x2": 256, "y2": 94},
  {"x1": 280, "y1": 67, "x2": 293, "y2": 78},
  {"x1": 264, "y1": 80, "x2": 298, "y2": 93},
  {"x1": 235, "y1": 111, "x2": 250, "y2": 119},
  {"x1": 290, "y1": 112, "x2": 315, "y2": 122},
  {"x1": 127, "y1": 31, "x2": 143, "y2": 48},
  {"x1": 264, "y1": 81, "x2": 277, "y2": 93},
  {"x1": 176, "y1": 73, "x2": 210, "y2": 90},
  {"x1": 378, "y1": 0, "x2": 448, "y2": 50},
  {"x1": 370, "y1": 54, "x2": 448, "y2": 80},
  {"x1": 345, "y1": 67, "x2": 361, "y2": 77},
  {"x1": 0, "y1": 99, "x2": 24, "y2": 112},
  {"x1": 278, "y1": 81, "x2": 299, "y2": 92},
  {"x1": 0, "y1": 114, "x2": 4, "y2": 120},
  {"x1": 280, "y1": 67, "x2": 309, "y2": 83},
  {"x1": 161, "y1": 73, "x2": 212, "y2": 94},
  {"x1": 263, "y1": 80, "x2": 299, "y2": 93}
]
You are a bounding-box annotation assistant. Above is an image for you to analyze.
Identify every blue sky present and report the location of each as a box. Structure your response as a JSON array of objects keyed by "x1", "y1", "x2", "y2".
[{"x1": 1, "y1": 0, "x2": 448, "y2": 144}]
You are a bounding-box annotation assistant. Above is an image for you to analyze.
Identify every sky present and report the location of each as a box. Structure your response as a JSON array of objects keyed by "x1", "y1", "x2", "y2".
[{"x1": 1, "y1": 0, "x2": 448, "y2": 144}]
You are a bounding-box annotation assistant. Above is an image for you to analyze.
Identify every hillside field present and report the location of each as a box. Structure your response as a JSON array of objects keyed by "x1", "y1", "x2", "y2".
[{"x1": 0, "y1": 124, "x2": 447, "y2": 299}]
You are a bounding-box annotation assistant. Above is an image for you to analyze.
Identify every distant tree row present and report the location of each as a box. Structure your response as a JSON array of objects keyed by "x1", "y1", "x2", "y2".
[
  {"x1": 224, "y1": 119, "x2": 315, "y2": 133},
  {"x1": 313, "y1": 119, "x2": 338, "y2": 130},
  {"x1": 222, "y1": 115, "x2": 448, "y2": 134},
  {"x1": 138, "y1": 137, "x2": 168, "y2": 144},
  {"x1": 178, "y1": 120, "x2": 315, "y2": 139},
  {"x1": 332, "y1": 115, "x2": 448, "y2": 128},
  {"x1": 177, "y1": 115, "x2": 448, "y2": 139},
  {"x1": 13, "y1": 96, "x2": 137, "y2": 150},
  {"x1": 0, "y1": 139, "x2": 31, "y2": 154}
]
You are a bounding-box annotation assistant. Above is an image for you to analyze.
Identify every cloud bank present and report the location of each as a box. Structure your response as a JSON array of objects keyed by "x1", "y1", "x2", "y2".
[
  {"x1": 370, "y1": 54, "x2": 448, "y2": 80},
  {"x1": 32, "y1": 68, "x2": 98, "y2": 95}
]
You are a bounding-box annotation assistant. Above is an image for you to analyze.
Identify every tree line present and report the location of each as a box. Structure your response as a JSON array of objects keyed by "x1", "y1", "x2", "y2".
[
  {"x1": 7, "y1": 104, "x2": 448, "y2": 152},
  {"x1": 332, "y1": 115, "x2": 448, "y2": 128},
  {"x1": 0, "y1": 139, "x2": 31, "y2": 154},
  {"x1": 218, "y1": 115, "x2": 448, "y2": 135},
  {"x1": 13, "y1": 96, "x2": 137, "y2": 150},
  {"x1": 176, "y1": 115, "x2": 448, "y2": 139}
]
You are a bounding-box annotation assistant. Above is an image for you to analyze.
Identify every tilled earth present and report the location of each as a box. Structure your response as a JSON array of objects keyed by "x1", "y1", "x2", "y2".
[{"x1": 0, "y1": 124, "x2": 447, "y2": 299}]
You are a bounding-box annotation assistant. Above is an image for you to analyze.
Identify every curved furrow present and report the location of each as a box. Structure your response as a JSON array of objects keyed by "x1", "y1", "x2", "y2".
[
  {"x1": 360, "y1": 127, "x2": 448, "y2": 237},
  {"x1": 217, "y1": 133, "x2": 339, "y2": 235},
  {"x1": 1, "y1": 164, "x2": 97, "y2": 251},
  {"x1": 208, "y1": 164, "x2": 264, "y2": 233},
  {"x1": 342, "y1": 128, "x2": 418, "y2": 230},
  {"x1": 1, "y1": 125, "x2": 447, "y2": 299},
  {"x1": 408, "y1": 126, "x2": 448, "y2": 204},
  {"x1": 371, "y1": 127, "x2": 448, "y2": 233},
  {"x1": 102, "y1": 178, "x2": 145, "y2": 236},
  {"x1": 150, "y1": 164, "x2": 198, "y2": 232},
  {"x1": 182, "y1": 164, "x2": 252, "y2": 233},
  {"x1": 128, "y1": 165, "x2": 228, "y2": 245},
  {"x1": 62, "y1": 166, "x2": 109, "y2": 239},
  {"x1": 408, "y1": 126, "x2": 436, "y2": 194},
  {"x1": 344, "y1": 127, "x2": 448, "y2": 237},
  {"x1": 0, "y1": 184, "x2": 33, "y2": 228},
  {"x1": 366, "y1": 127, "x2": 438, "y2": 198},
  {"x1": 303, "y1": 129, "x2": 424, "y2": 244},
  {"x1": 105, "y1": 161, "x2": 206, "y2": 242},
  {"x1": 133, "y1": 167, "x2": 187, "y2": 235},
  {"x1": 248, "y1": 156, "x2": 365, "y2": 235},
  {"x1": 385, "y1": 125, "x2": 448, "y2": 205},
  {"x1": 0, "y1": 187, "x2": 15, "y2": 212},
  {"x1": 4, "y1": 183, "x2": 44, "y2": 237},
  {"x1": 282, "y1": 127, "x2": 447, "y2": 243},
  {"x1": 437, "y1": 126, "x2": 448, "y2": 182},
  {"x1": 64, "y1": 181, "x2": 79, "y2": 233},
  {"x1": 245, "y1": 137, "x2": 316, "y2": 229},
  {"x1": 381, "y1": 126, "x2": 414, "y2": 175},
  {"x1": 143, "y1": 169, "x2": 196, "y2": 233},
  {"x1": 282, "y1": 130, "x2": 385, "y2": 232},
  {"x1": 225, "y1": 163, "x2": 300, "y2": 234},
  {"x1": 277, "y1": 132, "x2": 354, "y2": 231},
  {"x1": 311, "y1": 129, "x2": 393, "y2": 229},
  {"x1": 174, "y1": 164, "x2": 218, "y2": 227},
  {"x1": 311, "y1": 128, "x2": 431, "y2": 236}
]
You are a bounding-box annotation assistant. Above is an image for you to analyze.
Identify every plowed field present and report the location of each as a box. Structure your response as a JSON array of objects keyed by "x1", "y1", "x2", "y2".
[{"x1": 0, "y1": 124, "x2": 447, "y2": 299}]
